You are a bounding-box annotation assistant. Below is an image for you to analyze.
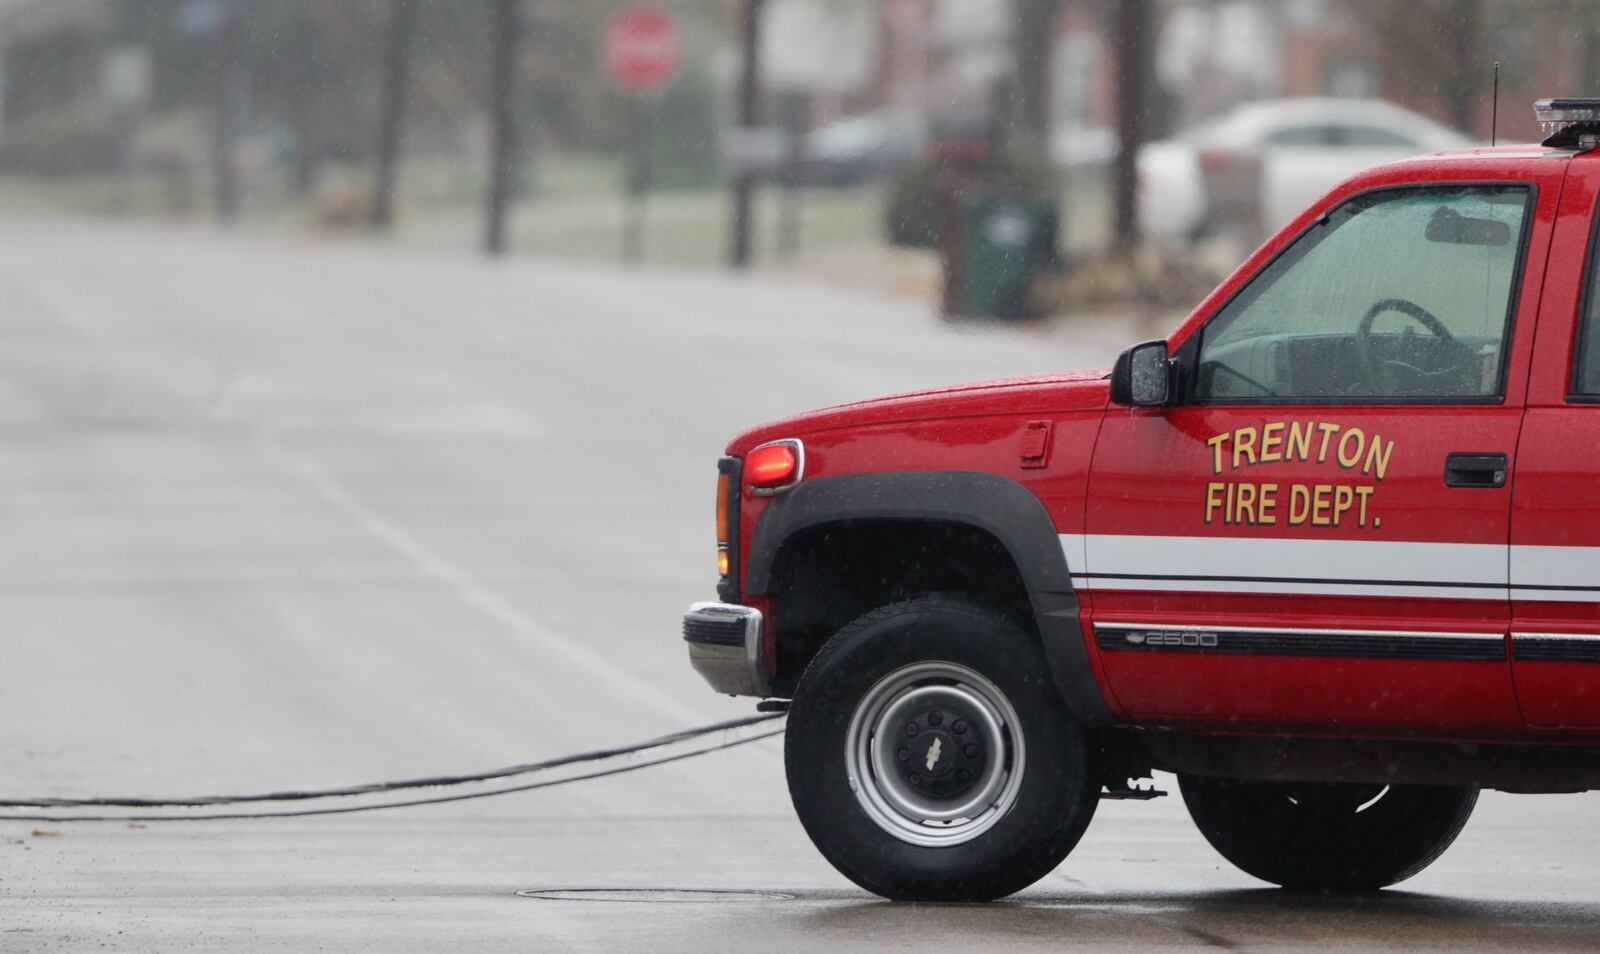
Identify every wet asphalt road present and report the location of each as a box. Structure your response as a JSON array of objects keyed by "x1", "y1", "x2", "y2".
[{"x1": 0, "y1": 217, "x2": 1595, "y2": 952}]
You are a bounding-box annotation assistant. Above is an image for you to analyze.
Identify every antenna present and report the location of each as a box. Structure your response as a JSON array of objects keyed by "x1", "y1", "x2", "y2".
[{"x1": 1491, "y1": 61, "x2": 1500, "y2": 146}]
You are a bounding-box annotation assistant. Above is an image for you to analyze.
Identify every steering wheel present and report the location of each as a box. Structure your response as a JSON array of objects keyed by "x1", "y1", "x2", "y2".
[{"x1": 1354, "y1": 297, "x2": 1467, "y2": 395}]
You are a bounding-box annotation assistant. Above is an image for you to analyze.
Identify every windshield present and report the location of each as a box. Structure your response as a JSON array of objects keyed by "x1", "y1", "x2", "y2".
[{"x1": 1197, "y1": 185, "x2": 1530, "y2": 400}]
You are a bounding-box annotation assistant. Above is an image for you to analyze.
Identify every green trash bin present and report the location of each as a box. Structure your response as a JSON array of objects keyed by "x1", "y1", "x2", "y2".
[{"x1": 947, "y1": 191, "x2": 1059, "y2": 320}]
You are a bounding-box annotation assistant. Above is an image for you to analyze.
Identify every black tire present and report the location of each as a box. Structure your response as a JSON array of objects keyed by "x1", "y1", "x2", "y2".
[
  {"x1": 784, "y1": 595, "x2": 1099, "y2": 902},
  {"x1": 1179, "y1": 775, "x2": 1478, "y2": 891}
]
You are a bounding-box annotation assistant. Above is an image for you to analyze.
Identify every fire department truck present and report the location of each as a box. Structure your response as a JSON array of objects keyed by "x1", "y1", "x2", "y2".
[{"x1": 683, "y1": 100, "x2": 1600, "y2": 902}]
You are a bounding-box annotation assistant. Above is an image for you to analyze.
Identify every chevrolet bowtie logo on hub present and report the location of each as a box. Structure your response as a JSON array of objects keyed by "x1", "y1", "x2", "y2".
[
  {"x1": 893, "y1": 709, "x2": 984, "y2": 801},
  {"x1": 904, "y1": 730, "x2": 955, "y2": 777},
  {"x1": 917, "y1": 733, "x2": 957, "y2": 775}
]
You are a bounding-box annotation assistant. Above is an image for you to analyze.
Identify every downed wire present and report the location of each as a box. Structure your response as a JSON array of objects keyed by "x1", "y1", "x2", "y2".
[
  {"x1": 2, "y1": 712, "x2": 782, "y2": 808},
  {"x1": 0, "y1": 725, "x2": 784, "y2": 823},
  {"x1": 0, "y1": 713, "x2": 784, "y2": 823}
]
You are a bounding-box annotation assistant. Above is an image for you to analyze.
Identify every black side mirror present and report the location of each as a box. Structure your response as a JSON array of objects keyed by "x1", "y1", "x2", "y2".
[{"x1": 1110, "y1": 340, "x2": 1172, "y2": 407}]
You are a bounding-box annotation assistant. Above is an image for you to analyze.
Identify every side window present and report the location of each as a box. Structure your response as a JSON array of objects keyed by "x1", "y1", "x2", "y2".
[
  {"x1": 1194, "y1": 185, "x2": 1530, "y2": 402},
  {"x1": 1572, "y1": 208, "x2": 1600, "y2": 396},
  {"x1": 1330, "y1": 125, "x2": 1418, "y2": 148},
  {"x1": 1263, "y1": 125, "x2": 1330, "y2": 147}
]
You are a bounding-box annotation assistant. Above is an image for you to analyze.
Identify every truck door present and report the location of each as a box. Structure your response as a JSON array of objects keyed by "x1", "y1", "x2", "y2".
[
  {"x1": 1510, "y1": 154, "x2": 1600, "y2": 727},
  {"x1": 1081, "y1": 179, "x2": 1556, "y2": 732}
]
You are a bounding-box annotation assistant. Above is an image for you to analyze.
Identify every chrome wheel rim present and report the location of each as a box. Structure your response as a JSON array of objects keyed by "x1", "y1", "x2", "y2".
[{"x1": 844, "y1": 661, "x2": 1025, "y2": 847}]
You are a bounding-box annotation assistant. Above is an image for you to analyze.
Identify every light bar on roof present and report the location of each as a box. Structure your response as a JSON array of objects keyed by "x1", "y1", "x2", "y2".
[{"x1": 1536, "y1": 98, "x2": 1600, "y2": 148}]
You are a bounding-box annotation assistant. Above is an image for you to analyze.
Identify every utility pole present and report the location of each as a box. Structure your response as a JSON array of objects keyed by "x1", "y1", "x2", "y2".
[
  {"x1": 372, "y1": 0, "x2": 417, "y2": 231},
  {"x1": 210, "y1": 2, "x2": 245, "y2": 223},
  {"x1": 484, "y1": 0, "x2": 522, "y2": 257},
  {"x1": 1111, "y1": 0, "x2": 1153, "y2": 254},
  {"x1": 727, "y1": 0, "x2": 764, "y2": 270}
]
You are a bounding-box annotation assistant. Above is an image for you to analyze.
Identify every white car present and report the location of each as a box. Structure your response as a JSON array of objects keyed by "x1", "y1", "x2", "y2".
[{"x1": 1055, "y1": 98, "x2": 1478, "y2": 243}]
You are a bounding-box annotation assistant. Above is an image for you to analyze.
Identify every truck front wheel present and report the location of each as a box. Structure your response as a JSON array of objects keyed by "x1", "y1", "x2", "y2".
[
  {"x1": 1179, "y1": 775, "x2": 1478, "y2": 891},
  {"x1": 784, "y1": 595, "x2": 1098, "y2": 902}
]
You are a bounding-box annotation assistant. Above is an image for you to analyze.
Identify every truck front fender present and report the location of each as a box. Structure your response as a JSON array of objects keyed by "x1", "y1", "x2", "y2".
[{"x1": 745, "y1": 470, "x2": 1114, "y2": 726}]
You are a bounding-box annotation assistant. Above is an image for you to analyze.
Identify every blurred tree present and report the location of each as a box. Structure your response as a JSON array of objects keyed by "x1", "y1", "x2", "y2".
[
  {"x1": 1585, "y1": 19, "x2": 1600, "y2": 98},
  {"x1": 524, "y1": 2, "x2": 626, "y2": 148},
  {"x1": 114, "y1": 0, "x2": 388, "y2": 196},
  {"x1": 1111, "y1": 0, "x2": 1155, "y2": 252},
  {"x1": 1534, "y1": 0, "x2": 1600, "y2": 95},
  {"x1": 372, "y1": 0, "x2": 417, "y2": 229},
  {"x1": 1443, "y1": 0, "x2": 1485, "y2": 133},
  {"x1": 728, "y1": 0, "x2": 765, "y2": 270},
  {"x1": 209, "y1": 1, "x2": 245, "y2": 222},
  {"x1": 1341, "y1": 0, "x2": 1600, "y2": 139},
  {"x1": 1341, "y1": 0, "x2": 1507, "y2": 137},
  {"x1": 90, "y1": 0, "x2": 735, "y2": 242},
  {"x1": 485, "y1": 0, "x2": 521, "y2": 256},
  {"x1": 1009, "y1": 0, "x2": 1065, "y2": 146}
]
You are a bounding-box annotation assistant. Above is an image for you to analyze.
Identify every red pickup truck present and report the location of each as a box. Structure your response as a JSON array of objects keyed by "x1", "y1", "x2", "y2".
[{"x1": 683, "y1": 100, "x2": 1600, "y2": 902}]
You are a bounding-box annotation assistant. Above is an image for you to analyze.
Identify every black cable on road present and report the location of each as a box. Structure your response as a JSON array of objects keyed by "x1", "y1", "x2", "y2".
[
  {"x1": 0, "y1": 726, "x2": 785, "y2": 823},
  {"x1": 1, "y1": 712, "x2": 781, "y2": 808},
  {"x1": 0, "y1": 713, "x2": 785, "y2": 822}
]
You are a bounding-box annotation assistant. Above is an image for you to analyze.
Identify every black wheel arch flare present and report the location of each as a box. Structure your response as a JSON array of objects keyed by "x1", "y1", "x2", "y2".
[{"x1": 743, "y1": 470, "x2": 1115, "y2": 726}]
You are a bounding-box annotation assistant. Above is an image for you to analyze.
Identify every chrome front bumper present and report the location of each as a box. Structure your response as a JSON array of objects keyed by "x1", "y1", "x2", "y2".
[{"x1": 683, "y1": 602, "x2": 770, "y2": 697}]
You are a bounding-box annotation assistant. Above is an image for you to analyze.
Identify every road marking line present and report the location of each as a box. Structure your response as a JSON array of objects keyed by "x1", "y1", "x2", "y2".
[
  {"x1": 256, "y1": 431, "x2": 704, "y2": 723},
  {"x1": 3, "y1": 246, "x2": 726, "y2": 727}
]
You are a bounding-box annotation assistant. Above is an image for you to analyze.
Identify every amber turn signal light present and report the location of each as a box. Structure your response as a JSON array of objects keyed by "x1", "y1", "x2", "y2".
[
  {"x1": 716, "y1": 473, "x2": 731, "y2": 544},
  {"x1": 716, "y1": 472, "x2": 732, "y2": 577}
]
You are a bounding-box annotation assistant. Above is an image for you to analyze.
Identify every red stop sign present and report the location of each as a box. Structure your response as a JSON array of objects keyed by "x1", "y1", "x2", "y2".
[{"x1": 604, "y1": 6, "x2": 682, "y2": 93}]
